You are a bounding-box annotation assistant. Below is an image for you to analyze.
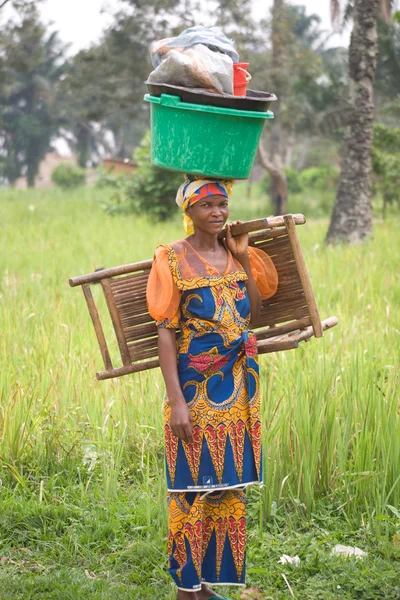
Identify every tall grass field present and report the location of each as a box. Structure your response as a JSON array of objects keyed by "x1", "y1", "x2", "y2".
[{"x1": 0, "y1": 187, "x2": 399, "y2": 599}]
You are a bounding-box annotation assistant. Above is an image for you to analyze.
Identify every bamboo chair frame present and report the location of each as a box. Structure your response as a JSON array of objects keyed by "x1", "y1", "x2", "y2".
[{"x1": 69, "y1": 214, "x2": 338, "y2": 380}]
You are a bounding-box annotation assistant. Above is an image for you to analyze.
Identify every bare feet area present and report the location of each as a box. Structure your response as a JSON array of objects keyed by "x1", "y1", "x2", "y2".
[
  {"x1": 198, "y1": 584, "x2": 222, "y2": 598},
  {"x1": 177, "y1": 591, "x2": 199, "y2": 600},
  {"x1": 177, "y1": 584, "x2": 223, "y2": 600}
]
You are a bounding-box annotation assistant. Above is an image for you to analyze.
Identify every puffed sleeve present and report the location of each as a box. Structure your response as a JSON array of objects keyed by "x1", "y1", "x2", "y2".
[
  {"x1": 146, "y1": 245, "x2": 181, "y2": 328},
  {"x1": 248, "y1": 246, "x2": 279, "y2": 300}
]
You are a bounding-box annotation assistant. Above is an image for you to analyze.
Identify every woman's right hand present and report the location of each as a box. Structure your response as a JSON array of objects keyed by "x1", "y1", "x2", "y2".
[
  {"x1": 170, "y1": 400, "x2": 194, "y2": 444},
  {"x1": 157, "y1": 328, "x2": 194, "y2": 443}
]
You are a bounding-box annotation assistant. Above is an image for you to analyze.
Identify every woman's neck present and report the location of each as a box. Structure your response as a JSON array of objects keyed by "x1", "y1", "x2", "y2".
[{"x1": 189, "y1": 231, "x2": 221, "y2": 252}]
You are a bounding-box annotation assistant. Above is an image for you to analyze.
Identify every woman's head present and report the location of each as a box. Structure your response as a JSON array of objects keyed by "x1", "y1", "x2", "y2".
[{"x1": 176, "y1": 176, "x2": 233, "y2": 235}]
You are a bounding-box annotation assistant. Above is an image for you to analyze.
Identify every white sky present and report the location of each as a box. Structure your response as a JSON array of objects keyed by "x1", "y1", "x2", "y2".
[{"x1": 1, "y1": 0, "x2": 351, "y2": 54}]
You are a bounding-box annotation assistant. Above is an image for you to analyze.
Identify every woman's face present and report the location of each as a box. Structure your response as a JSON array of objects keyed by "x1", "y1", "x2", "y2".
[{"x1": 186, "y1": 195, "x2": 229, "y2": 235}]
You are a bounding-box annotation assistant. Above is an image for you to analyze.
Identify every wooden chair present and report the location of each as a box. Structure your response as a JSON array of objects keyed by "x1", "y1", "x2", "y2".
[{"x1": 69, "y1": 214, "x2": 338, "y2": 380}]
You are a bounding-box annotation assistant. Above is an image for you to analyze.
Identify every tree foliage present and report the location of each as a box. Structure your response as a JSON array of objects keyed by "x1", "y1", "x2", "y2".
[
  {"x1": 58, "y1": 47, "x2": 114, "y2": 168},
  {"x1": 247, "y1": 2, "x2": 349, "y2": 171},
  {"x1": 0, "y1": 2, "x2": 67, "y2": 185},
  {"x1": 100, "y1": 131, "x2": 183, "y2": 221},
  {"x1": 375, "y1": 16, "x2": 400, "y2": 122},
  {"x1": 60, "y1": 0, "x2": 197, "y2": 164},
  {"x1": 128, "y1": 131, "x2": 183, "y2": 221},
  {"x1": 372, "y1": 123, "x2": 400, "y2": 215}
]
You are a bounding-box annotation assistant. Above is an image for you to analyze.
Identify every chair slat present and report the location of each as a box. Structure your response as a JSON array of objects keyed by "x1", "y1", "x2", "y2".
[
  {"x1": 255, "y1": 317, "x2": 312, "y2": 340},
  {"x1": 101, "y1": 279, "x2": 132, "y2": 366},
  {"x1": 82, "y1": 284, "x2": 113, "y2": 371},
  {"x1": 124, "y1": 322, "x2": 158, "y2": 342},
  {"x1": 283, "y1": 215, "x2": 323, "y2": 337}
]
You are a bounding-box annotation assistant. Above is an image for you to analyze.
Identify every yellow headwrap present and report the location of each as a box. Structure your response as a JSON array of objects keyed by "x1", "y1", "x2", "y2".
[{"x1": 175, "y1": 175, "x2": 234, "y2": 235}]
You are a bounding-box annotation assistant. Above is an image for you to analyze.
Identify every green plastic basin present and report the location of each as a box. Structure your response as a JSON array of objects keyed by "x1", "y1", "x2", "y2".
[{"x1": 144, "y1": 93, "x2": 274, "y2": 179}]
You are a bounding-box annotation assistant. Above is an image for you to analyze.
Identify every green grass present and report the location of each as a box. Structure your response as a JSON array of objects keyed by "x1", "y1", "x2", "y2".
[{"x1": 0, "y1": 186, "x2": 399, "y2": 599}]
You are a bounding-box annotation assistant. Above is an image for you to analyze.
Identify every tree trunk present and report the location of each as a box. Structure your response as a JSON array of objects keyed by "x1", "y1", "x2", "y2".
[
  {"x1": 76, "y1": 123, "x2": 91, "y2": 168},
  {"x1": 26, "y1": 141, "x2": 39, "y2": 188},
  {"x1": 283, "y1": 129, "x2": 296, "y2": 167},
  {"x1": 296, "y1": 136, "x2": 310, "y2": 171},
  {"x1": 258, "y1": 145, "x2": 288, "y2": 215},
  {"x1": 325, "y1": 0, "x2": 380, "y2": 244},
  {"x1": 27, "y1": 169, "x2": 35, "y2": 188}
]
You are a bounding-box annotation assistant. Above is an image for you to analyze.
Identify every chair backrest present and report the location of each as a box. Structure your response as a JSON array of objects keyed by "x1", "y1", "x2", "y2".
[{"x1": 70, "y1": 214, "x2": 322, "y2": 380}]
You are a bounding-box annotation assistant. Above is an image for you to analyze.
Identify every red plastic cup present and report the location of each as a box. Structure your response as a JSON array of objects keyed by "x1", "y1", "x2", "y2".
[{"x1": 233, "y1": 62, "x2": 252, "y2": 96}]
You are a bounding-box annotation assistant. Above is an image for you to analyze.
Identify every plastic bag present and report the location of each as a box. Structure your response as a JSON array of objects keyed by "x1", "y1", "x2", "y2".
[
  {"x1": 150, "y1": 26, "x2": 239, "y2": 68},
  {"x1": 147, "y1": 44, "x2": 234, "y2": 95}
]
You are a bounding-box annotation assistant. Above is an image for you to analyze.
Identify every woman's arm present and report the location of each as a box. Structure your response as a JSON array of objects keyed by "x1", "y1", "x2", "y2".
[
  {"x1": 158, "y1": 328, "x2": 194, "y2": 444},
  {"x1": 236, "y1": 253, "x2": 262, "y2": 324},
  {"x1": 225, "y1": 222, "x2": 262, "y2": 324}
]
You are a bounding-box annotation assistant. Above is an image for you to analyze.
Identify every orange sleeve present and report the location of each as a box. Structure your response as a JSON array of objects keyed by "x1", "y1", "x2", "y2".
[
  {"x1": 146, "y1": 245, "x2": 181, "y2": 328},
  {"x1": 248, "y1": 246, "x2": 279, "y2": 300}
]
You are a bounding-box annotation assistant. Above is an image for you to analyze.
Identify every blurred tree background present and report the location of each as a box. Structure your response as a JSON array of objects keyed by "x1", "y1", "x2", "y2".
[{"x1": 0, "y1": 0, "x2": 399, "y2": 241}]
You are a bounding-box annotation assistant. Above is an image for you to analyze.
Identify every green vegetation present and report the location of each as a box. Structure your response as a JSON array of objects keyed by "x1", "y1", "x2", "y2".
[
  {"x1": 299, "y1": 166, "x2": 340, "y2": 192},
  {"x1": 283, "y1": 167, "x2": 303, "y2": 195},
  {"x1": 99, "y1": 132, "x2": 182, "y2": 220},
  {"x1": 261, "y1": 166, "x2": 340, "y2": 209},
  {"x1": 372, "y1": 124, "x2": 400, "y2": 217},
  {"x1": 51, "y1": 164, "x2": 86, "y2": 190},
  {"x1": 0, "y1": 188, "x2": 399, "y2": 598}
]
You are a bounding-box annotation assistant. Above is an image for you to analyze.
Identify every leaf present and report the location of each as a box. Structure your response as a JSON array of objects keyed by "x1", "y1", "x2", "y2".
[{"x1": 386, "y1": 505, "x2": 400, "y2": 519}]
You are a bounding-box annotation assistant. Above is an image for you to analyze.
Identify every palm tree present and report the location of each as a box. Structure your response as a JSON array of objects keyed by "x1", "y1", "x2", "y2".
[{"x1": 326, "y1": 0, "x2": 391, "y2": 244}]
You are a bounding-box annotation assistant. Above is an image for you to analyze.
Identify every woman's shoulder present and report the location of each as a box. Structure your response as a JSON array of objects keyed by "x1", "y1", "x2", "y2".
[
  {"x1": 153, "y1": 240, "x2": 191, "y2": 270},
  {"x1": 154, "y1": 239, "x2": 187, "y2": 255},
  {"x1": 152, "y1": 240, "x2": 188, "y2": 285}
]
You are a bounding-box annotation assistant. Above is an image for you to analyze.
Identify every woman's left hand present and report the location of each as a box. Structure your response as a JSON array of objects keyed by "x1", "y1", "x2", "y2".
[{"x1": 225, "y1": 221, "x2": 248, "y2": 259}]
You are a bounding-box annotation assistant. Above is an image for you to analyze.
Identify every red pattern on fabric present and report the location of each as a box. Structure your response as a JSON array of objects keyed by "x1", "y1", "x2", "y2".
[
  {"x1": 244, "y1": 333, "x2": 258, "y2": 359},
  {"x1": 165, "y1": 424, "x2": 179, "y2": 487},
  {"x1": 230, "y1": 281, "x2": 246, "y2": 300},
  {"x1": 229, "y1": 420, "x2": 246, "y2": 482},
  {"x1": 202, "y1": 515, "x2": 214, "y2": 562},
  {"x1": 228, "y1": 515, "x2": 246, "y2": 580},
  {"x1": 189, "y1": 183, "x2": 227, "y2": 206},
  {"x1": 205, "y1": 423, "x2": 228, "y2": 483},
  {"x1": 249, "y1": 420, "x2": 262, "y2": 480},
  {"x1": 183, "y1": 425, "x2": 203, "y2": 486},
  {"x1": 184, "y1": 521, "x2": 203, "y2": 580},
  {"x1": 188, "y1": 352, "x2": 229, "y2": 374},
  {"x1": 175, "y1": 531, "x2": 188, "y2": 584},
  {"x1": 215, "y1": 516, "x2": 227, "y2": 580}
]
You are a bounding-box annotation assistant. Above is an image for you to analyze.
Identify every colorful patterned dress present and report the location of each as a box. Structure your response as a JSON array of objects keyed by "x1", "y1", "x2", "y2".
[{"x1": 146, "y1": 239, "x2": 278, "y2": 592}]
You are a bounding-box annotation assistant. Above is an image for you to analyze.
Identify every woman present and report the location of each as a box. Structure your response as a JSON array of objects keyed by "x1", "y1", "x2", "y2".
[{"x1": 146, "y1": 176, "x2": 278, "y2": 600}]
